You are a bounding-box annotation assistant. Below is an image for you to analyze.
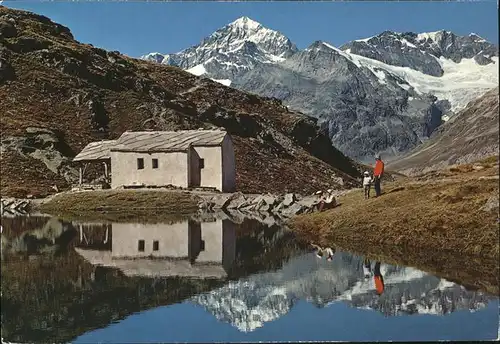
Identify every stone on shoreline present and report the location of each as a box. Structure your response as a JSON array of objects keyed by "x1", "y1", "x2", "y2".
[
  {"x1": 197, "y1": 190, "x2": 336, "y2": 219},
  {"x1": 1, "y1": 197, "x2": 33, "y2": 216},
  {"x1": 283, "y1": 193, "x2": 297, "y2": 207}
]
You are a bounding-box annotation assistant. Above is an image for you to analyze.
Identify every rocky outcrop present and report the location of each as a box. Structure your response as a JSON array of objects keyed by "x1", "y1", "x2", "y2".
[
  {"x1": 481, "y1": 195, "x2": 499, "y2": 213},
  {"x1": 1, "y1": 127, "x2": 78, "y2": 184},
  {"x1": 198, "y1": 191, "x2": 345, "y2": 219},
  {"x1": 1, "y1": 197, "x2": 33, "y2": 216}
]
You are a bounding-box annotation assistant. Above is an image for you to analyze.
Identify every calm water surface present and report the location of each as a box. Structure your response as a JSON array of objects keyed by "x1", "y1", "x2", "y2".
[{"x1": 1, "y1": 214, "x2": 498, "y2": 343}]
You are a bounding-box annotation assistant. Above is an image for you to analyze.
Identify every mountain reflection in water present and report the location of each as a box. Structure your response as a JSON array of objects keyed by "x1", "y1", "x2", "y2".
[{"x1": 1, "y1": 215, "x2": 498, "y2": 343}]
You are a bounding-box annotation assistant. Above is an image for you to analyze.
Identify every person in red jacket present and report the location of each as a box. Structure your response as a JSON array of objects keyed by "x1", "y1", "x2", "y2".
[
  {"x1": 373, "y1": 154, "x2": 385, "y2": 197},
  {"x1": 373, "y1": 261, "x2": 385, "y2": 295}
]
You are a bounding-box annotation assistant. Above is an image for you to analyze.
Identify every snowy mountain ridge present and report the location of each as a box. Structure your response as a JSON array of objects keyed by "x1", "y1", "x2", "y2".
[
  {"x1": 142, "y1": 17, "x2": 498, "y2": 162},
  {"x1": 142, "y1": 18, "x2": 497, "y2": 111},
  {"x1": 338, "y1": 48, "x2": 498, "y2": 112},
  {"x1": 142, "y1": 16, "x2": 298, "y2": 85},
  {"x1": 191, "y1": 252, "x2": 494, "y2": 332}
]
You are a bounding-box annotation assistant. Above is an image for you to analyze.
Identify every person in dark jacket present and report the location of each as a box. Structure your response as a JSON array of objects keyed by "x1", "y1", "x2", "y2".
[{"x1": 363, "y1": 258, "x2": 372, "y2": 279}]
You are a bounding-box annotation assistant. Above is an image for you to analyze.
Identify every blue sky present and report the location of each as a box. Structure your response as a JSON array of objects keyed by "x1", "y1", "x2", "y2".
[{"x1": 4, "y1": 1, "x2": 499, "y2": 57}]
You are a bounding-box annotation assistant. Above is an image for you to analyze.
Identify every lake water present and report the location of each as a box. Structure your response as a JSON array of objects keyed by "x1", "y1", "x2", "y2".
[{"x1": 1, "y1": 214, "x2": 499, "y2": 343}]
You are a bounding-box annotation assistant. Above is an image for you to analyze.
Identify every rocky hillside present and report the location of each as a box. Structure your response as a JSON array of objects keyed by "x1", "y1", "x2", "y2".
[
  {"x1": 0, "y1": 7, "x2": 362, "y2": 198},
  {"x1": 144, "y1": 18, "x2": 498, "y2": 162},
  {"x1": 388, "y1": 87, "x2": 499, "y2": 175}
]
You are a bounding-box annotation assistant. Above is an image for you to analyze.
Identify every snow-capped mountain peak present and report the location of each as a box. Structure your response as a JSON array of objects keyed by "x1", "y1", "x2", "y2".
[
  {"x1": 205, "y1": 16, "x2": 298, "y2": 59},
  {"x1": 416, "y1": 30, "x2": 449, "y2": 42},
  {"x1": 301, "y1": 41, "x2": 354, "y2": 64},
  {"x1": 468, "y1": 32, "x2": 487, "y2": 42},
  {"x1": 319, "y1": 41, "x2": 349, "y2": 56},
  {"x1": 141, "y1": 16, "x2": 298, "y2": 84},
  {"x1": 228, "y1": 16, "x2": 262, "y2": 31},
  {"x1": 142, "y1": 23, "x2": 498, "y2": 162},
  {"x1": 141, "y1": 52, "x2": 166, "y2": 63},
  {"x1": 416, "y1": 30, "x2": 486, "y2": 44}
]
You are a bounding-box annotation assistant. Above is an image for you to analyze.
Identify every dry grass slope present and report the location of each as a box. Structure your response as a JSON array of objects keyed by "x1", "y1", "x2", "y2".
[
  {"x1": 290, "y1": 158, "x2": 499, "y2": 293},
  {"x1": 290, "y1": 159, "x2": 499, "y2": 261}
]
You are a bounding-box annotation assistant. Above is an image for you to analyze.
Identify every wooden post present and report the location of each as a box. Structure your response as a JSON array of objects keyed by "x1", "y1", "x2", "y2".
[
  {"x1": 104, "y1": 226, "x2": 109, "y2": 244},
  {"x1": 82, "y1": 163, "x2": 89, "y2": 177},
  {"x1": 80, "y1": 163, "x2": 89, "y2": 186},
  {"x1": 103, "y1": 162, "x2": 108, "y2": 180}
]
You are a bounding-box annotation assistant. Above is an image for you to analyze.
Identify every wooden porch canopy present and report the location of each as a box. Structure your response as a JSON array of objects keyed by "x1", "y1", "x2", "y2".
[{"x1": 73, "y1": 140, "x2": 116, "y2": 185}]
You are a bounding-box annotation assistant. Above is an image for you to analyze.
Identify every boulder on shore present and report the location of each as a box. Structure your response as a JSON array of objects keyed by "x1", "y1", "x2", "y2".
[
  {"x1": 283, "y1": 193, "x2": 297, "y2": 207},
  {"x1": 197, "y1": 190, "x2": 336, "y2": 218}
]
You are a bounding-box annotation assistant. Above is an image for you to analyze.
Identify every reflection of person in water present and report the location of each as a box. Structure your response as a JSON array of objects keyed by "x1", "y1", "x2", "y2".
[
  {"x1": 363, "y1": 258, "x2": 372, "y2": 279},
  {"x1": 310, "y1": 243, "x2": 335, "y2": 261},
  {"x1": 310, "y1": 243, "x2": 324, "y2": 258},
  {"x1": 373, "y1": 261, "x2": 385, "y2": 295},
  {"x1": 325, "y1": 247, "x2": 335, "y2": 261}
]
